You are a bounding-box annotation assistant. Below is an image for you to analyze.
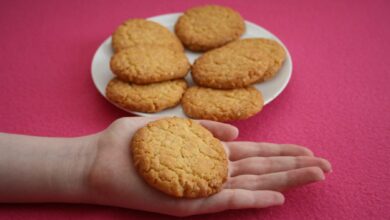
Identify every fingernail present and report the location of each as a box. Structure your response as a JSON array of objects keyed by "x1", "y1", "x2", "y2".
[{"x1": 276, "y1": 193, "x2": 285, "y2": 205}]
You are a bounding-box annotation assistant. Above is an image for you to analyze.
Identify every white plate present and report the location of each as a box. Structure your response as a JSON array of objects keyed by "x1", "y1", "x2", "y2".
[{"x1": 91, "y1": 13, "x2": 293, "y2": 117}]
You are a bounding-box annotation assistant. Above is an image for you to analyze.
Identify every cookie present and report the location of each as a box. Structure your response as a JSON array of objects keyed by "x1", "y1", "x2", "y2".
[
  {"x1": 112, "y1": 19, "x2": 183, "y2": 52},
  {"x1": 106, "y1": 78, "x2": 187, "y2": 113},
  {"x1": 182, "y1": 86, "x2": 264, "y2": 122},
  {"x1": 131, "y1": 117, "x2": 228, "y2": 198},
  {"x1": 191, "y1": 40, "x2": 271, "y2": 89},
  {"x1": 110, "y1": 45, "x2": 190, "y2": 84},
  {"x1": 175, "y1": 5, "x2": 245, "y2": 52},
  {"x1": 224, "y1": 38, "x2": 286, "y2": 82}
]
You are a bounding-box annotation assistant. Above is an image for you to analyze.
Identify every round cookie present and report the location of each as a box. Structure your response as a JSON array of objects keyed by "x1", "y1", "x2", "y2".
[
  {"x1": 106, "y1": 78, "x2": 187, "y2": 113},
  {"x1": 225, "y1": 38, "x2": 286, "y2": 82},
  {"x1": 110, "y1": 45, "x2": 190, "y2": 84},
  {"x1": 112, "y1": 19, "x2": 183, "y2": 52},
  {"x1": 182, "y1": 86, "x2": 264, "y2": 122},
  {"x1": 131, "y1": 117, "x2": 228, "y2": 198},
  {"x1": 175, "y1": 5, "x2": 245, "y2": 52},
  {"x1": 191, "y1": 40, "x2": 271, "y2": 89}
]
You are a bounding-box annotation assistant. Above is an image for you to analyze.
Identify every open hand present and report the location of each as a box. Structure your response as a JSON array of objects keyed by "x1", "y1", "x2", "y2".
[{"x1": 87, "y1": 117, "x2": 331, "y2": 216}]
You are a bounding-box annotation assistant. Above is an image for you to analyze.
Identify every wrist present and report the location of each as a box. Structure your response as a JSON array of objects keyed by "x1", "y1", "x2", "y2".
[
  {"x1": 0, "y1": 133, "x2": 99, "y2": 204},
  {"x1": 53, "y1": 134, "x2": 99, "y2": 203}
]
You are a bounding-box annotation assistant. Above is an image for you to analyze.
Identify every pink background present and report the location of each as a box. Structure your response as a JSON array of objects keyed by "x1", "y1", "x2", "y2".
[{"x1": 1, "y1": 0, "x2": 389, "y2": 219}]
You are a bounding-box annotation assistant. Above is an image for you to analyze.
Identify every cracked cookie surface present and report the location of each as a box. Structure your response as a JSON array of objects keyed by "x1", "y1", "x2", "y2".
[
  {"x1": 224, "y1": 38, "x2": 286, "y2": 82},
  {"x1": 106, "y1": 78, "x2": 187, "y2": 113},
  {"x1": 182, "y1": 86, "x2": 264, "y2": 122},
  {"x1": 112, "y1": 19, "x2": 183, "y2": 52},
  {"x1": 131, "y1": 117, "x2": 228, "y2": 198},
  {"x1": 175, "y1": 5, "x2": 245, "y2": 52},
  {"x1": 110, "y1": 45, "x2": 190, "y2": 84},
  {"x1": 191, "y1": 39, "x2": 271, "y2": 89}
]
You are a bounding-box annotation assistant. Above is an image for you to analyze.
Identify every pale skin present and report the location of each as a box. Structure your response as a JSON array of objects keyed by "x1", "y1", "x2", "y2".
[{"x1": 0, "y1": 117, "x2": 331, "y2": 217}]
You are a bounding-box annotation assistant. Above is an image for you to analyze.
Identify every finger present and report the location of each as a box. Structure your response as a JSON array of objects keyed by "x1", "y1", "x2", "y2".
[
  {"x1": 230, "y1": 156, "x2": 332, "y2": 176},
  {"x1": 197, "y1": 120, "x2": 239, "y2": 141},
  {"x1": 179, "y1": 189, "x2": 284, "y2": 216},
  {"x1": 226, "y1": 167, "x2": 325, "y2": 191},
  {"x1": 227, "y1": 142, "x2": 314, "y2": 160}
]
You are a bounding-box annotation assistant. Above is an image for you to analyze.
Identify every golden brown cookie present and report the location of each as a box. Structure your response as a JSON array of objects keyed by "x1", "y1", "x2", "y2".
[
  {"x1": 224, "y1": 38, "x2": 286, "y2": 82},
  {"x1": 131, "y1": 117, "x2": 228, "y2": 198},
  {"x1": 175, "y1": 5, "x2": 245, "y2": 52},
  {"x1": 106, "y1": 78, "x2": 187, "y2": 113},
  {"x1": 110, "y1": 45, "x2": 190, "y2": 84},
  {"x1": 191, "y1": 40, "x2": 271, "y2": 89},
  {"x1": 112, "y1": 19, "x2": 183, "y2": 52},
  {"x1": 182, "y1": 86, "x2": 264, "y2": 122}
]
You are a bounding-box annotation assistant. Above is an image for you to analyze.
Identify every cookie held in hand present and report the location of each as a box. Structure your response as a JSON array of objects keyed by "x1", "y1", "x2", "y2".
[{"x1": 131, "y1": 117, "x2": 228, "y2": 198}]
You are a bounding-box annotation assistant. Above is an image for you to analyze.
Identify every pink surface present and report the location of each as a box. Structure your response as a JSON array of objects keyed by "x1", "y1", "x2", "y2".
[{"x1": 0, "y1": 0, "x2": 389, "y2": 219}]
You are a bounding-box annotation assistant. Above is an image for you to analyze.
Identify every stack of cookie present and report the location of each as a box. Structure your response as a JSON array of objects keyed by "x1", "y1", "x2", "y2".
[
  {"x1": 106, "y1": 5, "x2": 286, "y2": 122},
  {"x1": 106, "y1": 19, "x2": 190, "y2": 113},
  {"x1": 182, "y1": 38, "x2": 286, "y2": 122}
]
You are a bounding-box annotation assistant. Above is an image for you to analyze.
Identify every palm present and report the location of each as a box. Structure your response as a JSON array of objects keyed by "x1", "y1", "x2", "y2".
[{"x1": 87, "y1": 117, "x2": 331, "y2": 217}]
